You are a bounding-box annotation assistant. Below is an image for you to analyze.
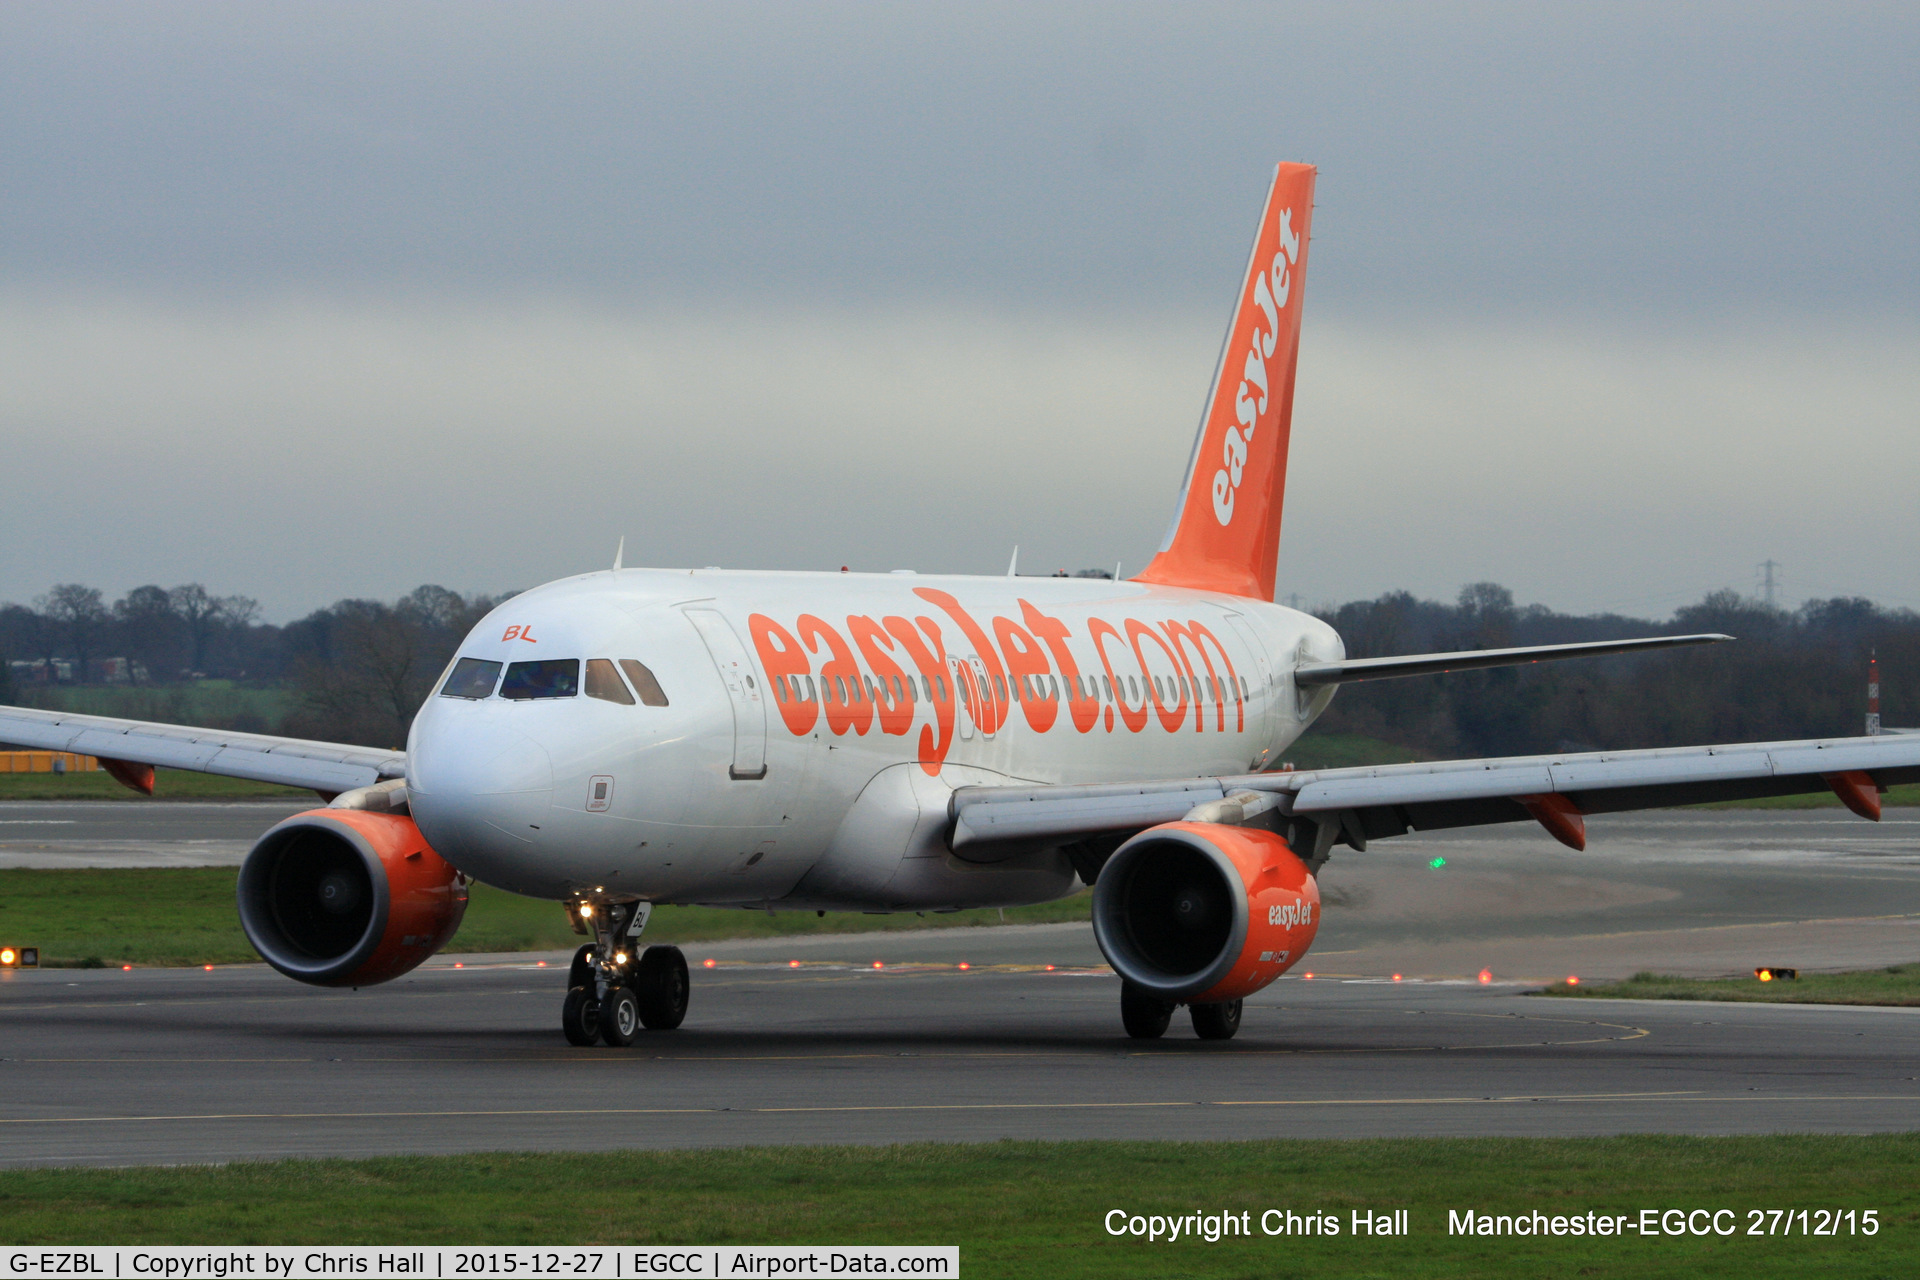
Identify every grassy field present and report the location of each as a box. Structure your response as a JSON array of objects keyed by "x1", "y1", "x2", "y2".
[
  {"x1": 17, "y1": 679, "x2": 300, "y2": 729},
  {"x1": 1690, "y1": 781, "x2": 1920, "y2": 810},
  {"x1": 0, "y1": 867, "x2": 1093, "y2": 967},
  {"x1": 0, "y1": 766, "x2": 311, "y2": 800},
  {"x1": 1540, "y1": 965, "x2": 1920, "y2": 1007},
  {"x1": 1281, "y1": 731, "x2": 1432, "y2": 770},
  {"x1": 0, "y1": 1136, "x2": 1914, "y2": 1276}
]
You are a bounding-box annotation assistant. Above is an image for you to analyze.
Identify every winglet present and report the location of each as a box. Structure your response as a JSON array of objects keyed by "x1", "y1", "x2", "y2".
[
  {"x1": 612, "y1": 536, "x2": 624, "y2": 571},
  {"x1": 1136, "y1": 163, "x2": 1315, "y2": 600}
]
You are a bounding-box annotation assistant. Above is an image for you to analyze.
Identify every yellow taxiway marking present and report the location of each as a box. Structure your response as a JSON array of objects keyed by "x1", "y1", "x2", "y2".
[{"x1": 6, "y1": 1093, "x2": 1919, "y2": 1126}]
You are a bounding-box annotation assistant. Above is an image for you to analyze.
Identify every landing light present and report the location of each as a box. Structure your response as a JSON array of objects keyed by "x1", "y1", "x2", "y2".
[{"x1": 614, "y1": 952, "x2": 628, "y2": 965}]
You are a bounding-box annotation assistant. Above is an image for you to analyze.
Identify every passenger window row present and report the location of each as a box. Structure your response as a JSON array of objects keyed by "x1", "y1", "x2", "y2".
[
  {"x1": 439, "y1": 656, "x2": 669, "y2": 706},
  {"x1": 769, "y1": 666, "x2": 1248, "y2": 709}
]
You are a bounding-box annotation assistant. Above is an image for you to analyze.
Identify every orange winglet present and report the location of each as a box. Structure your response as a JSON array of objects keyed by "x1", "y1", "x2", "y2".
[
  {"x1": 1519, "y1": 793, "x2": 1586, "y2": 851},
  {"x1": 98, "y1": 757, "x2": 155, "y2": 796},
  {"x1": 1824, "y1": 771, "x2": 1882, "y2": 822}
]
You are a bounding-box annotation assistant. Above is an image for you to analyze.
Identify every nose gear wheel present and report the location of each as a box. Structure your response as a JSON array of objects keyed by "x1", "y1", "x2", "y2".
[
  {"x1": 600, "y1": 986, "x2": 641, "y2": 1046},
  {"x1": 561, "y1": 986, "x2": 601, "y2": 1046},
  {"x1": 557, "y1": 902, "x2": 688, "y2": 1046}
]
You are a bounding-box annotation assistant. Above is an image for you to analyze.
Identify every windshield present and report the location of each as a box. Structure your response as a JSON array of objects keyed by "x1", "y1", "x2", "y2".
[
  {"x1": 440, "y1": 657, "x2": 502, "y2": 700},
  {"x1": 500, "y1": 659, "x2": 580, "y2": 700}
]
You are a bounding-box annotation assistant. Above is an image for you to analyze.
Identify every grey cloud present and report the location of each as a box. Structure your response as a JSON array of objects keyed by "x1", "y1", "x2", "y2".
[
  {"x1": 3, "y1": 2, "x2": 1914, "y2": 318},
  {"x1": 2, "y1": 296, "x2": 1914, "y2": 621}
]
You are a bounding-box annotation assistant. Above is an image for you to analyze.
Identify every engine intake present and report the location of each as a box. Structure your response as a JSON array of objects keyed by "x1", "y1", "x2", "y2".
[
  {"x1": 1091, "y1": 821, "x2": 1318, "y2": 1003},
  {"x1": 237, "y1": 809, "x2": 468, "y2": 987}
]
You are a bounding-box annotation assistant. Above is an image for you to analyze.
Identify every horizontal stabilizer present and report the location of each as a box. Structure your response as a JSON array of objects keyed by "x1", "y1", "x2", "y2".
[{"x1": 1292, "y1": 633, "x2": 1730, "y2": 688}]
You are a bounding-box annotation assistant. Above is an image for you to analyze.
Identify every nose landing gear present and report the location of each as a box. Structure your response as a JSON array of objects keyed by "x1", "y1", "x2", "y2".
[{"x1": 559, "y1": 899, "x2": 692, "y2": 1047}]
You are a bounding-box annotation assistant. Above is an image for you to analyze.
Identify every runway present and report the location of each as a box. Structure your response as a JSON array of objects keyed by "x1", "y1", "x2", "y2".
[
  {"x1": 4, "y1": 953, "x2": 1918, "y2": 1168},
  {"x1": 2, "y1": 803, "x2": 1917, "y2": 1167}
]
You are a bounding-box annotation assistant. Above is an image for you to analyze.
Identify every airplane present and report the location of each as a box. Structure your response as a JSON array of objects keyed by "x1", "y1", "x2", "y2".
[{"x1": 5, "y1": 162, "x2": 1918, "y2": 1046}]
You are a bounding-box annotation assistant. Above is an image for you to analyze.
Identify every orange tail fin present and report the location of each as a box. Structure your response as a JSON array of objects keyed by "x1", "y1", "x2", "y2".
[{"x1": 1136, "y1": 163, "x2": 1314, "y2": 599}]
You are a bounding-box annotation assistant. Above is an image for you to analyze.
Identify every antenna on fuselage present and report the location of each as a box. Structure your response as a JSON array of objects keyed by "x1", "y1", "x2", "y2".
[
  {"x1": 612, "y1": 536, "x2": 624, "y2": 571},
  {"x1": 1006, "y1": 546, "x2": 1019, "y2": 577}
]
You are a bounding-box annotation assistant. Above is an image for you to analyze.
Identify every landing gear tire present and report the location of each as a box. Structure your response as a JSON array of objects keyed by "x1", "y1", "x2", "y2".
[
  {"x1": 636, "y1": 945, "x2": 690, "y2": 1030},
  {"x1": 600, "y1": 985, "x2": 641, "y2": 1047},
  {"x1": 568, "y1": 944, "x2": 595, "y2": 990},
  {"x1": 561, "y1": 985, "x2": 602, "y2": 1046},
  {"x1": 1120, "y1": 982, "x2": 1175, "y2": 1039},
  {"x1": 1191, "y1": 999, "x2": 1243, "y2": 1040}
]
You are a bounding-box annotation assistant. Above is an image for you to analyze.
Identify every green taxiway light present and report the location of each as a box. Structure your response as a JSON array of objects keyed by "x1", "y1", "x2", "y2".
[{"x1": 1429, "y1": 857, "x2": 1447, "y2": 870}]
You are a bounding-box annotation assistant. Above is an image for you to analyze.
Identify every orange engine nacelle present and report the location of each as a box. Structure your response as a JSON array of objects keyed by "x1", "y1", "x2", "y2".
[
  {"x1": 237, "y1": 809, "x2": 468, "y2": 987},
  {"x1": 1091, "y1": 821, "x2": 1318, "y2": 1003}
]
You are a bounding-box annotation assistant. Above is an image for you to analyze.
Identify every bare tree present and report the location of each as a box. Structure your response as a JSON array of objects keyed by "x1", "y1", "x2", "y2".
[
  {"x1": 38, "y1": 584, "x2": 110, "y2": 680},
  {"x1": 114, "y1": 585, "x2": 184, "y2": 682},
  {"x1": 170, "y1": 584, "x2": 260, "y2": 675}
]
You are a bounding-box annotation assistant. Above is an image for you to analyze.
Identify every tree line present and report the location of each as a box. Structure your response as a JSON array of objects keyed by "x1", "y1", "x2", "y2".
[
  {"x1": 2, "y1": 578, "x2": 1912, "y2": 756},
  {"x1": 1, "y1": 583, "x2": 511, "y2": 747},
  {"x1": 1313, "y1": 583, "x2": 1917, "y2": 758}
]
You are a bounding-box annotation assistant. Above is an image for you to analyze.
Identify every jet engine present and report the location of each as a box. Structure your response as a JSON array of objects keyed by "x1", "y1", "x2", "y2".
[
  {"x1": 1090, "y1": 821, "x2": 1318, "y2": 1004},
  {"x1": 237, "y1": 809, "x2": 468, "y2": 987}
]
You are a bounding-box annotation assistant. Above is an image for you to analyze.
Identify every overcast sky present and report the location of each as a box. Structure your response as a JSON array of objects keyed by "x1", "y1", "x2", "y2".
[{"x1": 3, "y1": 2, "x2": 1914, "y2": 622}]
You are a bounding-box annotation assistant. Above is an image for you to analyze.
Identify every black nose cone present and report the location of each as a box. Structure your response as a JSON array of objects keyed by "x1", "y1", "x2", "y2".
[{"x1": 318, "y1": 870, "x2": 364, "y2": 916}]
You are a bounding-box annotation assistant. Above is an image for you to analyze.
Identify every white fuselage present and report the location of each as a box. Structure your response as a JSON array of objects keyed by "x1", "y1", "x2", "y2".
[{"x1": 405, "y1": 568, "x2": 1343, "y2": 911}]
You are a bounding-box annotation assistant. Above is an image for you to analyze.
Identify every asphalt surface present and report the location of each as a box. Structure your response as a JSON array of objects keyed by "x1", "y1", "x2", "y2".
[
  {"x1": 0, "y1": 800, "x2": 311, "y2": 868},
  {"x1": 1, "y1": 803, "x2": 1917, "y2": 1166}
]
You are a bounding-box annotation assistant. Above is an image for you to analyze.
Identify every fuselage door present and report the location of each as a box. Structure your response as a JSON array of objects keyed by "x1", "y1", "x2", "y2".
[
  {"x1": 685, "y1": 608, "x2": 769, "y2": 780},
  {"x1": 1219, "y1": 610, "x2": 1277, "y2": 768}
]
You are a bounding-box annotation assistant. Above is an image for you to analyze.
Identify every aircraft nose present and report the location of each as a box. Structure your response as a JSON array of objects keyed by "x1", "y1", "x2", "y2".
[{"x1": 409, "y1": 718, "x2": 555, "y2": 874}]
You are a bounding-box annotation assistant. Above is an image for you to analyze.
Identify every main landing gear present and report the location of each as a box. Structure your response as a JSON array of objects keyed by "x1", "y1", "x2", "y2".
[
  {"x1": 1120, "y1": 982, "x2": 1243, "y2": 1041},
  {"x1": 560, "y1": 900, "x2": 690, "y2": 1047}
]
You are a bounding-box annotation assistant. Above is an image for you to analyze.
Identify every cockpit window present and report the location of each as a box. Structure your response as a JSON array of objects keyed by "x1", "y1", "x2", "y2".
[
  {"x1": 500, "y1": 659, "x2": 579, "y2": 700},
  {"x1": 584, "y1": 658, "x2": 635, "y2": 705},
  {"x1": 619, "y1": 659, "x2": 670, "y2": 707},
  {"x1": 440, "y1": 657, "x2": 502, "y2": 700}
]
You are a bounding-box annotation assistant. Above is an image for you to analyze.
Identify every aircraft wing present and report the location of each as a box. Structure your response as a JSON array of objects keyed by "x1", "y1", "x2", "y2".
[
  {"x1": 1293, "y1": 633, "x2": 1730, "y2": 686},
  {"x1": 950, "y1": 732, "x2": 1920, "y2": 862},
  {"x1": 0, "y1": 703, "x2": 404, "y2": 797}
]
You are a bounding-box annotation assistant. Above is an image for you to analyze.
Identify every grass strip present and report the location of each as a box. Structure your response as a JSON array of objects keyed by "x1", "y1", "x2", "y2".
[
  {"x1": 0, "y1": 1136, "x2": 1915, "y2": 1276},
  {"x1": 1539, "y1": 965, "x2": 1920, "y2": 1006},
  {"x1": 1688, "y1": 781, "x2": 1920, "y2": 810},
  {"x1": 0, "y1": 867, "x2": 1092, "y2": 967},
  {"x1": 0, "y1": 767, "x2": 310, "y2": 800}
]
